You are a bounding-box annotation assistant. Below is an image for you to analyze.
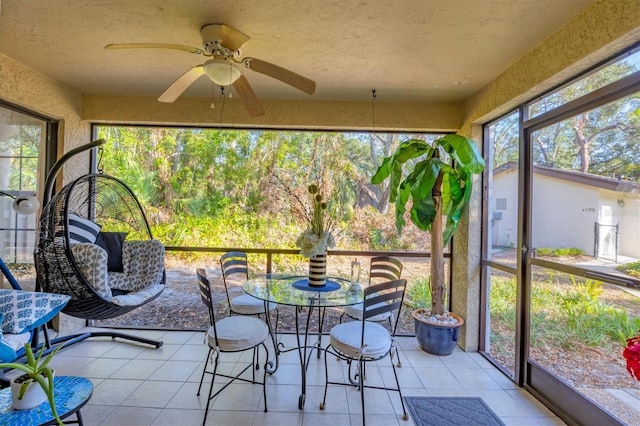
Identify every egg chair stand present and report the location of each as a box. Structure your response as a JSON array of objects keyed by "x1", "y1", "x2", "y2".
[{"x1": 33, "y1": 139, "x2": 165, "y2": 349}]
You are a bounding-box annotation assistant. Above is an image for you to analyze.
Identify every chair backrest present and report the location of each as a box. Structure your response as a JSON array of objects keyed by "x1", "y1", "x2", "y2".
[
  {"x1": 369, "y1": 256, "x2": 403, "y2": 284},
  {"x1": 362, "y1": 279, "x2": 407, "y2": 337},
  {"x1": 219, "y1": 251, "x2": 249, "y2": 306},
  {"x1": 196, "y1": 268, "x2": 216, "y2": 326}
]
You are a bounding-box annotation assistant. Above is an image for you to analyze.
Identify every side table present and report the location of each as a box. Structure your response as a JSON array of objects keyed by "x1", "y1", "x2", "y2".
[{"x1": 0, "y1": 376, "x2": 93, "y2": 425}]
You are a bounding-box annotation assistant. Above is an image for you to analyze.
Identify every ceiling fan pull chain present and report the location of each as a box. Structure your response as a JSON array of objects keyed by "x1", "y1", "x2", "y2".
[
  {"x1": 218, "y1": 86, "x2": 227, "y2": 129},
  {"x1": 371, "y1": 89, "x2": 377, "y2": 132}
]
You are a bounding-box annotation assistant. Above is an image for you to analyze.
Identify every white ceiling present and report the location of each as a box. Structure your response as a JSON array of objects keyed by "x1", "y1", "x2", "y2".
[{"x1": 0, "y1": 0, "x2": 596, "y2": 105}]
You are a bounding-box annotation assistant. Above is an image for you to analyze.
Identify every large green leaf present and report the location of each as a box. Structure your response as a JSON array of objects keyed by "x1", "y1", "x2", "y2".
[
  {"x1": 410, "y1": 195, "x2": 436, "y2": 232},
  {"x1": 436, "y1": 134, "x2": 485, "y2": 174},
  {"x1": 371, "y1": 139, "x2": 431, "y2": 202},
  {"x1": 408, "y1": 159, "x2": 441, "y2": 201},
  {"x1": 394, "y1": 181, "x2": 412, "y2": 233}
]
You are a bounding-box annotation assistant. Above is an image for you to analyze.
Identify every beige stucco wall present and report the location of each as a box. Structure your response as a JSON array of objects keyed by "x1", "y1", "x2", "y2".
[
  {"x1": 0, "y1": 53, "x2": 92, "y2": 189},
  {"x1": 453, "y1": 0, "x2": 640, "y2": 351},
  {"x1": 82, "y1": 95, "x2": 462, "y2": 132}
]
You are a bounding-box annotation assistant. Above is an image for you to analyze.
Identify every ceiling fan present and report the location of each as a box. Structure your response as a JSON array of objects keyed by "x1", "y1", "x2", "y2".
[{"x1": 105, "y1": 24, "x2": 316, "y2": 117}]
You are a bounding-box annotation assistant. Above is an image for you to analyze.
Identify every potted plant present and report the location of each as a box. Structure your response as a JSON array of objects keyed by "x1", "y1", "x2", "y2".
[
  {"x1": 0, "y1": 342, "x2": 65, "y2": 424},
  {"x1": 371, "y1": 134, "x2": 485, "y2": 355}
]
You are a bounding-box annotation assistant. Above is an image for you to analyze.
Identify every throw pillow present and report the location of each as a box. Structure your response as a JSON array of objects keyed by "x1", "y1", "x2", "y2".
[
  {"x1": 0, "y1": 289, "x2": 71, "y2": 334},
  {"x1": 0, "y1": 313, "x2": 18, "y2": 363},
  {"x1": 68, "y1": 213, "x2": 101, "y2": 245},
  {"x1": 95, "y1": 231, "x2": 128, "y2": 272}
]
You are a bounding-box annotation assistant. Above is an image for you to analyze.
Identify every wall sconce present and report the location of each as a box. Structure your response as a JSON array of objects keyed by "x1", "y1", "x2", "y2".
[
  {"x1": 617, "y1": 199, "x2": 625, "y2": 208},
  {"x1": 0, "y1": 191, "x2": 40, "y2": 214}
]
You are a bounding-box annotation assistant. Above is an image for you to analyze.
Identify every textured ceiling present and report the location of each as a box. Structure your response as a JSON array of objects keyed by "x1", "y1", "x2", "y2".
[{"x1": 0, "y1": 0, "x2": 596, "y2": 104}]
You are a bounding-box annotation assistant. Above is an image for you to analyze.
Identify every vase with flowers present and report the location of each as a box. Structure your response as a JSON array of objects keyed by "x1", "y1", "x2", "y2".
[{"x1": 294, "y1": 184, "x2": 336, "y2": 287}]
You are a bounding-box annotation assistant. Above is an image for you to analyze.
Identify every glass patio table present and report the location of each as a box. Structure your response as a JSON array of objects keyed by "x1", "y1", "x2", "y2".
[{"x1": 243, "y1": 274, "x2": 363, "y2": 409}]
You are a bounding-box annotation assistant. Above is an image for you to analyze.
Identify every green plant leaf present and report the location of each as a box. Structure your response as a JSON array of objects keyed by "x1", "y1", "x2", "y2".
[
  {"x1": 394, "y1": 181, "x2": 411, "y2": 233},
  {"x1": 410, "y1": 195, "x2": 436, "y2": 232},
  {"x1": 436, "y1": 134, "x2": 485, "y2": 173},
  {"x1": 371, "y1": 139, "x2": 430, "y2": 202}
]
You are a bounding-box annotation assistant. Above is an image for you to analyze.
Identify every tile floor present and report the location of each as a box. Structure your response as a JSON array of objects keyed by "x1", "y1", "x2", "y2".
[{"x1": 34, "y1": 327, "x2": 565, "y2": 426}]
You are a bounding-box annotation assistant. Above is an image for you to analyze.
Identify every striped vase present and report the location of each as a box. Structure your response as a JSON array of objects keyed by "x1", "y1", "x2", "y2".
[{"x1": 308, "y1": 253, "x2": 327, "y2": 287}]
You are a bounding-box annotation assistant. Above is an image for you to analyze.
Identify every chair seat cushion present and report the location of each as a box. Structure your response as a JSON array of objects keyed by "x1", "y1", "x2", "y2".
[
  {"x1": 110, "y1": 284, "x2": 164, "y2": 306},
  {"x1": 207, "y1": 316, "x2": 269, "y2": 351},
  {"x1": 330, "y1": 321, "x2": 391, "y2": 359},
  {"x1": 231, "y1": 294, "x2": 276, "y2": 315},
  {"x1": 343, "y1": 302, "x2": 391, "y2": 322}
]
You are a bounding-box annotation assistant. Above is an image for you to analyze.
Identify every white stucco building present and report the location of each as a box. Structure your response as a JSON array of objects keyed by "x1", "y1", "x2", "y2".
[{"x1": 491, "y1": 162, "x2": 640, "y2": 260}]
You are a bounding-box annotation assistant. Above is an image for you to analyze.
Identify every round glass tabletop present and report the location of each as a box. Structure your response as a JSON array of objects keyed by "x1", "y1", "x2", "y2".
[{"x1": 243, "y1": 274, "x2": 364, "y2": 307}]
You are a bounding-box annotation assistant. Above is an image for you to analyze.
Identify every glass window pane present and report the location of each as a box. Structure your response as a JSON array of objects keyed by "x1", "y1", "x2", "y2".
[
  {"x1": 487, "y1": 267, "x2": 517, "y2": 379},
  {"x1": 529, "y1": 266, "x2": 640, "y2": 425},
  {"x1": 527, "y1": 48, "x2": 640, "y2": 118},
  {"x1": 0, "y1": 105, "x2": 45, "y2": 264},
  {"x1": 487, "y1": 111, "x2": 520, "y2": 267},
  {"x1": 531, "y1": 92, "x2": 640, "y2": 268}
]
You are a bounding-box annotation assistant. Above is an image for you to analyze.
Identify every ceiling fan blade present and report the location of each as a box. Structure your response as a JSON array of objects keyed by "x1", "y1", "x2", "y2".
[
  {"x1": 232, "y1": 75, "x2": 265, "y2": 117},
  {"x1": 219, "y1": 24, "x2": 251, "y2": 51},
  {"x1": 241, "y1": 58, "x2": 316, "y2": 95},
  {"x1": 158, "y1": 65, "x2": 206, "y2": 103},
  {"x1": 105, "y1": 43, "x2": 210, "y2": 56}
]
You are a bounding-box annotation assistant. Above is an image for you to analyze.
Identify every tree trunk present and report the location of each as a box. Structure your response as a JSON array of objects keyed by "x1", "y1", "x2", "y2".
[{"x1": 430, "y1": 173, "x2": 446, "y2": 316}]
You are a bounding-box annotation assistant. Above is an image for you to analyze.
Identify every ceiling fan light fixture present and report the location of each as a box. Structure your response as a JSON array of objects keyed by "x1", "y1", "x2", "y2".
[{"x1": 203, "y1": 59, "x2": 242, "y2": 86}]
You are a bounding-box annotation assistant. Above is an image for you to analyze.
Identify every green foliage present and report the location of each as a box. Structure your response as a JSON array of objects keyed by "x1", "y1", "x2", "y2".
[
  {"x1": 371, "y1": 135, "x2": 485, "y2": 241},
  {"x1": 96, "y1": 126, "x2": 425, "y2": 252},
  {"x1": 489, "y1": 275, "x2": 640, "y2": 351},
  {"x1": 535, "y1": 247, "x2": 585, "y2": 257},
  {"x1": 617, "y1": 260, "x2": 640, "y2": 278},
  {"x1": 368, "y1": 229, "x2": 405, "y2": 250},
  {"x1": 405, "y1": 277, "x2": 432, "y2": 309}
]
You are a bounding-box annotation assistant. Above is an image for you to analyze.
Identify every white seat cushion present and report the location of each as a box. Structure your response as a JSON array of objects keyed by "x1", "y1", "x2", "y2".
[
  {"x1": 207, "y1": 316, "x2": 269, "y2": 352},
  {"x1": 343, "y1": 302, "x2": 391, "y2": 322},
  {"x1": 231, "y1": 294, "x2": 276, "y2": 315},
  {"x1": 330, "y1": 321, "x2": 391, "y2": 360},
  {"x1": 111, "y1": 284, "x2": 164, "y2": 306}
]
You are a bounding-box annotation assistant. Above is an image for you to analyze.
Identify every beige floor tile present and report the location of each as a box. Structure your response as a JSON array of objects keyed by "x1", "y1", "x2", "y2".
[
  {"x1": 151, "y1": 408, "x2": 205, "y2": 425},
  {"x1": 89, "y1": 378, "x2": 143, "y2": 406},
  {"x1": 168, "y1": 343, "x2": 210, "y2": 361},
  {"x1": 99, "y1": 406, "x2": 162, "y2": 425},
  {"x1": 252, "y1": 410, "x2": 304, "y2": 426},
  {"x1": 203, "y1": 409, "x2": 256, "y2": 425},
  {"x1": 148, "y1": 359, "x2": 201, "y2": 381},
  {"x1": 122, "y1": 380, "x2": 183, "y2": 408},
  {"x1": 165, "y1": 382, "x2": 211, "y2": 410},
  {"x1": 49, "y1": 328, "x2": 566, "y2": 426},
  {"x1": 75, "y1": 357, "x2": 130, "y2": 379},
  {"x1": 301, "y1": 412, "x2": 352, "y2": 426},
  {"x1": 111, "y1": 358, "x2": 164, "y2": 380}
]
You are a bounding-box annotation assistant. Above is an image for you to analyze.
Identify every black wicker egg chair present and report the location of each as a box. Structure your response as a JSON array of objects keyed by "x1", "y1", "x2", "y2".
[{"x1": 34, "y1": 140, "x2": 164, "y2": 348}]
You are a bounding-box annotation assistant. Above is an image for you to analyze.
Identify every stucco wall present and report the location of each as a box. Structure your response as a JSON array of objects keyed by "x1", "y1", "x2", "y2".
[
  {"x1": 0, "y1": 53, "x2": 92, "y2": 187},
  {"x1": 82, "y1": 95, "x2": 462, "y2": 132}
]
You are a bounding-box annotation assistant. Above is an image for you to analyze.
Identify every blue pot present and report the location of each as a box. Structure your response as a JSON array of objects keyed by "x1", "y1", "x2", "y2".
[{"x1": 412, "y1": 309, "x2": 464, "y2": 356}]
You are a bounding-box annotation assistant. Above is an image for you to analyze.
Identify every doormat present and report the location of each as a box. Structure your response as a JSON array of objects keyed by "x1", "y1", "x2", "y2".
[{"x1": 404, "y1": 396, "x2": 505, "y2": 426}]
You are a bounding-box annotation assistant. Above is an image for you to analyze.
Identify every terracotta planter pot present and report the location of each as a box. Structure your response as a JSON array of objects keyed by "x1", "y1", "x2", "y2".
[{"x1": 412, "y1": 309, "x2": 464, "y2": 356}]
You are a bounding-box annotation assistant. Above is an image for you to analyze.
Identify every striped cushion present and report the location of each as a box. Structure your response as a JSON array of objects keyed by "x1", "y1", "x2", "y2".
[{"x1": 68, "y1": 214, "x2": 101, "y2": 244}]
